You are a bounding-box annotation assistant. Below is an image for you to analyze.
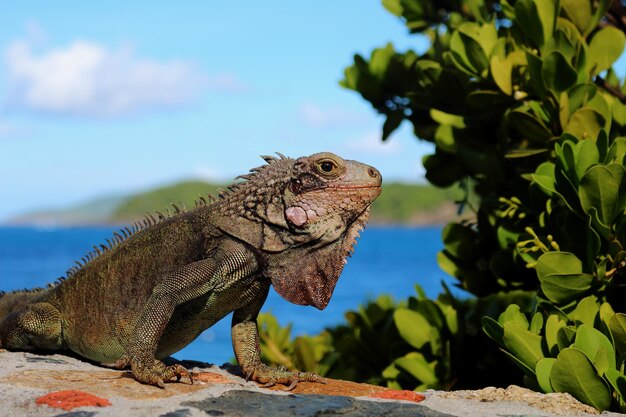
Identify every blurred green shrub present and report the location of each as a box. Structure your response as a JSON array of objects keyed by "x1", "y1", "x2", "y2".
[
  {"x1": 259, "y1": 286, "x2": 535, "y2": 390},
  {"x1": 258, "y1": 0, "x2": 626, "y2": 411}
]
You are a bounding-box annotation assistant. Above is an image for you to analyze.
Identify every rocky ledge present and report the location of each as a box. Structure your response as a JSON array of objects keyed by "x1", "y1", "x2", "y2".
[{"x1": 0, "y1": 350, "x2": 623, "y2": 417}]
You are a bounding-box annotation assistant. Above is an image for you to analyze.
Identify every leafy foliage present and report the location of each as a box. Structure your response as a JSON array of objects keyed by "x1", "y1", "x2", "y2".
[
  {"x1": 258, "y1": 0, "x2": 626, "y2": 411},
  {"x1": 259, "y1": 287, "x2": 534, "y2": 390}
]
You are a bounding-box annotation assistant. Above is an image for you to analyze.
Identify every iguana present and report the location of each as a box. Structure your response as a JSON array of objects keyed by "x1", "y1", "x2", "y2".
[{"x1": 0, "y1": 152, "x2": 381, "y2": 389}]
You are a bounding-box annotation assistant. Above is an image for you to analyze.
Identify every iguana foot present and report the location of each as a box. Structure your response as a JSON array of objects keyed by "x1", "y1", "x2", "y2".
[
  {"x1": 245, "y1": 364, "x2": 325, "y2": 391},
  {"x1": 113, "y1": 355, "x2": 193, "y2": 388}
]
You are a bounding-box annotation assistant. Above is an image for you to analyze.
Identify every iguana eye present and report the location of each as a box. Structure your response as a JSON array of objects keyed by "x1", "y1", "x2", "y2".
[{"x1": 316, "y1": 159, "x2": 338, "y2": 175}]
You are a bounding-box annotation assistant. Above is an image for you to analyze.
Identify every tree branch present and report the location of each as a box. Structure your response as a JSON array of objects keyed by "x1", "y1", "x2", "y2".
[{"x1": 595, "y1": 75, "x2": 626, "y2": 103}]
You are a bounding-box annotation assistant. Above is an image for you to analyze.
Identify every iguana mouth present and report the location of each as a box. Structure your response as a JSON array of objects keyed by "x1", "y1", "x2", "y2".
[{"x1": 325, "y1": 185, "x2": 382, "y2": 190}]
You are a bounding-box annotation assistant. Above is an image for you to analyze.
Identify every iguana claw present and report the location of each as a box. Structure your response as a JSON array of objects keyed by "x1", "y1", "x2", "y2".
[{"x1": 114, "y1": 355, "x2": 193, "y2": 388}]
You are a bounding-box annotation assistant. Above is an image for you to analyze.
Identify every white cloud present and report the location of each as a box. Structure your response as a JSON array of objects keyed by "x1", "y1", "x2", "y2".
[
  {"x1": 343, "y1": 131, "x2": 402, "y2": 155},
  {"x1": 4, "y1": 38, "x2": 242, "y2": 117},
  {"x1": 298, "y1": 103, "x2": 364, "y2": 128}
]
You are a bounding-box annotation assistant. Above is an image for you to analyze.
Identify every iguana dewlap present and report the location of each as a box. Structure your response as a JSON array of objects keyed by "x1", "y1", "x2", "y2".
[{"x1": 0, "y1": 152, "x2": 381, "y2": 388}]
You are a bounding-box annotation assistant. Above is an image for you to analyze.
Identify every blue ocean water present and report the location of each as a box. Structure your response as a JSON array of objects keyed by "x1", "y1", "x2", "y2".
[{"x1": 0, "y1": 226, "x2": 459, "y2": 364}]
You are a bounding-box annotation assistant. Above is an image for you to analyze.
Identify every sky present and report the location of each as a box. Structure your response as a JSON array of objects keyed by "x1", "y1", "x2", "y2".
[{"x1": 0, "y1": 1, "x2": 434, "y2": 221}]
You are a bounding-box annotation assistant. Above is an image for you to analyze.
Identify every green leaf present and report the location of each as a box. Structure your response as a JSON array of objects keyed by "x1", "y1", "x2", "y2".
[
  {"x1": 450, "y1": 27, "x2": 487, "y2": 76},
  {"x1": 536, "y1": 251, "x2": 583, "y2": 276},
  {"x1": 508, "y1": 111, "x2": 552, "y2": 143},
  {"x1": 586, "y1": 95, "x2": 611, "y2": 131},
  {"x1": 536, "y1": 358, "x2": 557, "y2": 393},
  {"x1": 586, "y1": 0, "x2": 612, "y2": 36},
  {"x1": 545, "y1": 314, "x2": 566, "y2": 356},
  {"x1": 542, "y1": 51, "x2": 577, "y2": 92},
  {"x1": 574, "y1": 139, "x2": 599, "y2": 180},
  {"x1": 498, "y1": 304, "x2": 530, "y2": 328},
  {"x1": 437, "y1": 251, "x2": 459, "y2": 279},
  {"x1": 393, "y1": 308, "x2": 434, "y2": 349},
  {"x1": 605, "y1": 368, "x2": 626, "y2": 403},
  {"x1": 565, "y1": 109, "x2": 604, "y2": 140},
  {"x1": 613, "y1": 102, "x2": 626, "y2": 128},
  {"x1": 438, "y1": 299, "x2": 458, "y2": 334},
  {"x1": 502, "y1": 321, "x2": 544, "y2": 372},
  {"x1": 587, "y1": 207, "x2": 611, "y2": 239},
  {"x1": 560, "y1": 0, "x2": 592, "y2": 34},
  {"x1": 536, "y1": 252, "x2": 593, "y2": 304},
  {"x1": 293, "y1": 337, "x2": 319, "y2": 372},
  {"x1": 567, "y1": 84, "x2": 597, "y2": 116},
  {"x1": 370, "y1": 43, "x2": 395, "y2": 79},
  {"x1": 556, "y1": 141, "x2": 577, "y2": 182},
  {"x1": 382, "y1": 362, "x2": 400, "y2": 380},
  {"x1": 598, "y1": 301, "x2": 615, "y2": 328},
  {"x1": 394, "y1": 352, "x2": 438, "y2": 385},
  {"x1": 596, "y1": 129, "x2": 609, "y2": 162},
  {"x1": 609, "y1": 313, "x2": 626, "y2": 356},
  {"x1": 588, "y1": 27, "x2": 626, "y2": 75},
  {"x1": 569, "y1": 295, "x2": 599, "y2": 327},
  {"x1": 490, "y1": 54, "x2": 513, "y2": 95},
  {"x1": 482, "y1": 316, "x2": 504, "y2": 345},
  {"x1": 414, "y1": 299, "x2": 445, "y2": 330},
  {"x1": 579, "y1": 164, "x2": 625, "y2": 225},
  {"x1": 532, "y1": 162, "x2": 557, "y2": 195},
  {"x1": 434, "y1": 124, "x2": 457, "y2": 153},
  {"x1": 453, "y1": 21, "x2": 497, "y2": 61},
  {"x1": 573, "y1": 324, "x2": 616, "y2": 375},
  {"x1": 526, "y1": 52, "x2": 547, "y2": 97},
  {"x1": 382, "y1": 112, "x2": 403, "y2": 141},
  {"x1": 550, "y1": 348, "x2": 612, "y2": 411},
  {"x1": 557, "y1": 326, "x2": 576, "y2": 350},
  {"x1": 607, "y1": 137, "x2": 626, "y2": 163},
  {"x1": 529, "y1": 312, "x2": 544, "y2": 334},
  {"x1": 515, "y1": 0, "x2": 556, "y2": 48},
  {"x1": 539, "y1": 272, "x2": 593, "y2": 304},
  {"x1": 441, "y1": 223, "x2": 476, "y2": 261},
  {"x1": 465, "y1": 90, "x2": 511, "y2": 109}
]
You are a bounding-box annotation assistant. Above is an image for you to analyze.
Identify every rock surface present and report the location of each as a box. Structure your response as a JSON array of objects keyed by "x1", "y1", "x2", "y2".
[{"x1": 0, "y1": 350, "x2": 623, "y2": 417}]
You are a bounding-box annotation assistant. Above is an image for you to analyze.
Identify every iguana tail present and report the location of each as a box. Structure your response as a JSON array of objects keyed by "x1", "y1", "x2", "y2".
[
  {"x1": 0, "y1": 289, "x2": 47, "y2": 322},
  {"x1": 0, "y1": 289, "x2": 46, "y2": 348}
]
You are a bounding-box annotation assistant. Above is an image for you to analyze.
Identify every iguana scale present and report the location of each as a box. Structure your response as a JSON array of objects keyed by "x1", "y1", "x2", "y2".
[{"x1": 0, "y1": 152, "x2": 381, "y2": 388}]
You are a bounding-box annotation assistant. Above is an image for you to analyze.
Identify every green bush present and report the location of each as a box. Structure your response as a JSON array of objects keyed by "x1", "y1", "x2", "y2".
[
  {"x1": 259, "y1": 0, "x2": 626, "y2": 411},
  {"x1": 259, "y1": 286, "x2": 535, "y2": 390}
]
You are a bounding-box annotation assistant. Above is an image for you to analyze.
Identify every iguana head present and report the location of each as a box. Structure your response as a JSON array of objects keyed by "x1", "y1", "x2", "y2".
[
  {"x1": 216, "y1": 152, "x2": 381, "y2": 309},
  {"x1": 282, "y1": 152, "x2": 381, "y2": 240}
]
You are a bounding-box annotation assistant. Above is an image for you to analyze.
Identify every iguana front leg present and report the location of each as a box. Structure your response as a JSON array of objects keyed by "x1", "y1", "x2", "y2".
[
  {"x1": 119, "y1": 241, "x2": 259, "y2": 388},
  {"x1": 114, "y1": 284, "x2": 193, "y2": 388},
  {"x1": 231, "y1": 286, "x2": 324, "y2": 390}
]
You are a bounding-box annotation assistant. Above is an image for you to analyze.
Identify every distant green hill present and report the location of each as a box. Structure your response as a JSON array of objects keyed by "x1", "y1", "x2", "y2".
[
  {"x1": 112, "y1": 181, "x2": 222, "y2": 222},
  {"x1": 9, "y1": 180, "x2": 462, "y2": 226},
  {"x1": 369, "y1": 183, "x2": 461, "y2": 224}
]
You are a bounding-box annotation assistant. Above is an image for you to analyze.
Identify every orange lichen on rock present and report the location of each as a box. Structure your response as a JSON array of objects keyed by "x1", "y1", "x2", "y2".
[
  {"x1": 369, "y1": 390, "x2": 426, "y2": 403},
  {"x1": 35, "y1": 390, "x2": 112, "y2": 410},
  {"x1": 191, "y1": 371, "x2": 236, "y2": 384}
]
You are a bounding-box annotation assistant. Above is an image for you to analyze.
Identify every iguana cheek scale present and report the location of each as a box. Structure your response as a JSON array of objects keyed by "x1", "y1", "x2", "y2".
[{"x1": 0, "y1": 152, "x2": 382, "y2": 389}]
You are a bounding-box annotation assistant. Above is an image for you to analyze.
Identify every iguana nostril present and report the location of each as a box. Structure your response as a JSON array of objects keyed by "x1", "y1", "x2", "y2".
[{"x1": 368, "y1": 167, "x2": 378, "y2": 178}]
